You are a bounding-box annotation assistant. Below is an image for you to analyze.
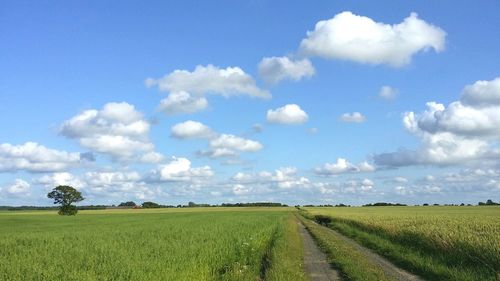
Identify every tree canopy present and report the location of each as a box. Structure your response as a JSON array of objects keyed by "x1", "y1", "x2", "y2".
[{"x1": 47, "y1": 185, "x2": 84, "y2": 215}]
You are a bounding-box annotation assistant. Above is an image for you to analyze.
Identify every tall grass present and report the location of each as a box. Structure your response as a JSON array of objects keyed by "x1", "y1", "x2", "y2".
[
  {"x1": 0, "y1": 208, "x2": 302, "y2": 281},
  {"x1": 304, "y1": 206, "x2": 500, "y2": 281}
]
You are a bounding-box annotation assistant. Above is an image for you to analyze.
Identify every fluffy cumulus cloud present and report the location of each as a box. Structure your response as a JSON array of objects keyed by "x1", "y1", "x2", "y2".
[
  {"x1": 267, "y1": 104, "x2": 309, "y2": 125},
  {"x1": 0, "y1": 142, "x2": 85, "y2": 173},
  {"x1": 379, "y1": 86, "x2": 399, "y2": 100},
  {"x1": 151, "y1": 157, "x2": 213, "y2": 182},
  {"x1": 2, "y1": 179, "x2": 30, "y2": 196},
  {"x1": 258, "y1": 56, "x2": 315, "y2": 84},
  {"x1": 201, "y1": 134, "x2": 263, "y2": 158},
  {"x1": 147, "y1": 65, "x2": 270, "y2": 114},
  {"x1": 36, "y1": 171, "x2": 157, "y2": 201},
  {"x1": 300, "y1": 12, "x2": 446, "y2": 67},
  {"x1": 170, "y1": 121, "x2": 263, "y2": 160},
  {"x1": 158, "y1": 91, "x2": 208, "y2": 115},
  {"x1": 171, "y1": 121, "x2": 214, "y2": 139},
  {"x1": 341, "y1": 179, "x2": 375, "y2": 193},
  {"x1": 231, "y1": 167, "x2": 310, "y2": 190},
  {"x1": 37, "y1": 172, "x2": 86, "y2": 189},
  {"x1": 315, "y1": 158, "x2": 375, "y2": 175},
  {"x1": 375, "y1": 77, "x2": 500, "y2": 167},
  {"x1": 60, "y1": 102, "x2": 161, "y2": 162},
  {"x1": 339, "y1": 112, "x2": 366, "y2": 123}
]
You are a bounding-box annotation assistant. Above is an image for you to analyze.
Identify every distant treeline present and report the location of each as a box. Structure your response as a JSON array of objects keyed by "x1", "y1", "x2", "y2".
[
  {"x1": 301, "y1": 204, "x2": 350, "y2": 207},
  {"x1": 220, "y1": 202, "x2": 286, "y2": 207},
  {"x1": 0, "y1": 205, "x2": 108, "y2": 211},
  {"x1": 2, "y1": 199, "x2": 498, "y2": 211},
  {"x1": 363, "y1": 202, "x2": 407, "y2": 207}
]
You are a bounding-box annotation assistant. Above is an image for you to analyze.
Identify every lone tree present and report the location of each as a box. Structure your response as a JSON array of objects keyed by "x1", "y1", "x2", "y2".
[{"x1": 47, "y1": 185, "x2": 84, "y2": 215}]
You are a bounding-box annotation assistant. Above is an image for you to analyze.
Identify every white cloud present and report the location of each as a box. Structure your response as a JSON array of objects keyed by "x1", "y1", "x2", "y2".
[
  {"x1": 361, "y1": 179, "x2": 374, "y2": 191},
  {"x1": 3, "y1": 179, "x2": 30, "y2": 195},
  {"x1": 37, "y1": 172, "x2": 86, "y2": 189},
  {"x1": 152, "y1": 157, "x2": 214, "y2": 182},
  {"x1": 147, "y1": 65, "x2": 270, "y2": 115},
  {"x1": 231, "y1": 167, "x2": 310, "y2": 189},
  {"x1": 60, "y1": 102, "x2": 159, "y2": 162},
  {"x1": 461, "y1": 77, "x2": 500, "y2": 107},
  {"x1": 315, "y1": 158, "x2": 375, "y2": 175},
  {"x1": 171, "y1": 120, "x2": 214, "y2": 139},
  {"x1": 358, "y1": 161, "x2": 376, "y2": 172},
  {"x1": 0, "y1": 142, "x2": 84, "y2": 173},
  {"x1": 84, "y1": 171, "x2": 141, "y2": 187},
  {"x1": 169, "y1": 123, "x2": 264, "y2": 160},
  {"x1": 209, "y1": 134, "x2": 262, "y2": 152},
  {"x1": 258, "y1": 56, "x2": 315, "y2": 84},
  {"x1": 300, "y1": 12, "x2": 446, "y2": 67},
  {"x1": 37, "y1": 171, "x2": 158, "y2": 201},
  {"x1": 339, "y1": 112, "x2": 366, "y2": 123},
  {"x1": 232, "y1": 184, "x2": 251, "y2": 195},
  {"x1": 342, "y1": 179, "x2": 375, "y2": 193},
  {"x1": 379, "y1": 86, "x2": 399, "y2": 100},
  {"x1": 394, "y1": 177, "x2": 409, "y2": 183},
  {"x1": 139, "y1": 152, "x2": 165, "y2": 164},
  {"x1": 375, "y1": 77, "x2": 500, "y2": 167},
  {"x1": 158, "y1": 91, "x2": 208, "y2": 115},
  {"x1": 394, "y1": 186, "x2": 413, "y2": 195},
  {"x1": 267, "y1": 104, "x2": 309, "y2": 125}
]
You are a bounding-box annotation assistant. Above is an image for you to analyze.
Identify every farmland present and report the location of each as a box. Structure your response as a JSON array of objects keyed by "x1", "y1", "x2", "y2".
[
  {"x1": 0, "y1": 208, "x2": 305, "y2": 281},
  {"x1": 302, "y1": 206, "x2": 500, "y2": 281},
  {"x1": 1, "y1": 206, "x2": 499, "y2": 281}
]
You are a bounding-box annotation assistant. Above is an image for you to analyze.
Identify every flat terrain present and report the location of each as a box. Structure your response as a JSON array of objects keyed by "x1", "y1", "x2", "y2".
[
  {"x1": 0, "y1": 207, "x2": 305, "y2": 281},
  {"x1": 1, "y1": 206, "x2": 499, "y2": 281},
  {"x1": 303, "y1": 206, "x2": 500, "y2": 281},
  {"x1": 298, "y1": 222, "x2": 341, "y2": 281}
]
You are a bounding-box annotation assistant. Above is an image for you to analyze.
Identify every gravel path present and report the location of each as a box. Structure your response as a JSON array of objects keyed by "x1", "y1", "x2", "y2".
[
  {"x1": 314, "y1": 222, "x2": 425, "y2": 281},
  {"x1": 299, "y1": 222, "x2": 342, "y2": 281}
]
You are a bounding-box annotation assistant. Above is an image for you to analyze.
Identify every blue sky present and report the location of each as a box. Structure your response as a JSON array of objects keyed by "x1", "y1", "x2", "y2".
[{"x1": 1, "y1": 0, "x2": 499, "y2": 206}]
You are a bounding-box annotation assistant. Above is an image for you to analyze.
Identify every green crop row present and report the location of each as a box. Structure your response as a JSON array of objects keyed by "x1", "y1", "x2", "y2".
[
  {"x1": 0, "y1": 208, "x2": 304, "y2": 281},
  {"x1": 303, "y1": 206, "x2": 500, "y2": 281}
]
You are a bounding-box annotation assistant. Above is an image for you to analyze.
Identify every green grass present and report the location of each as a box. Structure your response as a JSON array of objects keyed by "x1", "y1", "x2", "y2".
[
  {"x1": 299, "y1": 215, "x2": 393, "y2": 281},
  {"x1": 0, "y1": 207, "x2": 304, "y2": 281},
  {"x1": 303, "y1": 206, "x2": 500, "y2": 281}
]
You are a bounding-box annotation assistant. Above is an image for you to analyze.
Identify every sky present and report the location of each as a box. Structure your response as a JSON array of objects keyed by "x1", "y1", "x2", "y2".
[{"x1": 1, "y1": 0, "x2": 499, "y2": 206}]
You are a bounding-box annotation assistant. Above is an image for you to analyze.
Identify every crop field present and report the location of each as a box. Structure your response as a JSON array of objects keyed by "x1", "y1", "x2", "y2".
[
  {"x1": 303, "y1": 206, "x2": 500, "y2": 281},
  {"x1": 0, "y1": 208, "x2": 305, "y2": 281},
  {"x1": 2, "y1": 206, "x2": 499, "y2": 281}
]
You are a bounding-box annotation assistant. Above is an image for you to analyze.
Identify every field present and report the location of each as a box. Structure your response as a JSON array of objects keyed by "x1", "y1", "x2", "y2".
[
  {"x1": 0, "y1": 208, "x2": 305, "y2": 281},
  {"x1": 303, "y1": 206, "x2": 500, "y2": 281},
  {"x1": 1, "y1": 206, "x2": 499, "y2": 281}
]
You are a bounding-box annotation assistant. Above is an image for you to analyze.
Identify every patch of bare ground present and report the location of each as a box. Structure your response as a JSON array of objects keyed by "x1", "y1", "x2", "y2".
[{"x1": 299, "y1": 222, "x2": 342, "y2": 281}]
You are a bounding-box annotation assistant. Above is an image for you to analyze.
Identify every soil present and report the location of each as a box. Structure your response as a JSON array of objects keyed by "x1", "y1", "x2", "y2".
[
  {"x1": 310, "y1": 221, "x2": 425, "y2": 281},
  {"x1": 299, "y1": 222, "x2": 342, "y2": 281}
]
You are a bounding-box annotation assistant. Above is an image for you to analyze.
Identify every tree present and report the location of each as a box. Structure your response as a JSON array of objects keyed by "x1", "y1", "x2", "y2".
[
  {"x1": 118, "y1": 201, "x2": 137, "y2": 207},
  {"x1": 47, "y1": 185, "x2": 84, "y2": 215},
  {"x1": 142, "y1": 201, "x2": 161, "y2": 208}
]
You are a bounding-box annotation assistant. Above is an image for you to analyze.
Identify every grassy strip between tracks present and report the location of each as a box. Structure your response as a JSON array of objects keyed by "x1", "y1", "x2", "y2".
[{"x1": 298, "y1": 215, "x2": 394, "y2": 281}]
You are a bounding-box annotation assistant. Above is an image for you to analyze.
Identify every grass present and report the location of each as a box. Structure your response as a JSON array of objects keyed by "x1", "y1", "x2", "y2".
[
  {"x1": 298, "y1": 215, "x2": 394, "y2": 281},
  {"x1": 303, "y1": 206, "x2": 500, "y2": 281},
  {"x1": 0, "y1": 207, "x2": 304, "y2": 281}
]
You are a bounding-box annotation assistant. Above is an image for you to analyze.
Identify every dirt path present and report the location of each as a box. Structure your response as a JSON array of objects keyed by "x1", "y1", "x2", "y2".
[
  {"x1": 314, "y1": 222, "x2": 425, "y2": 281},
  {"x1": 299, "y1": 222, "x2": 342, "y2": 281}
]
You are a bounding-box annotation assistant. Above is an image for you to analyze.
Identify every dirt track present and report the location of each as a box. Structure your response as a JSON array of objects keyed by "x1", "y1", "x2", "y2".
[
  {"x1": 298, "y1": 222, "x2": 342, "y2": 281},
  {"x1": 305, "y1": 221, "x2": 425, "y2": 281}
]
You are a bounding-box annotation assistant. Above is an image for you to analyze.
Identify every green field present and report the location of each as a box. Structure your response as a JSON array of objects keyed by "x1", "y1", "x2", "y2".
[
  {"x1": 303, "y1": 206, "x2": 500, "y2": 281},
  {"x1": 0, "y1": 208, "x2": 305, "y2": 281},
  {"x1": 1, "y1": 206, "x2": 499, "y2": 281}
]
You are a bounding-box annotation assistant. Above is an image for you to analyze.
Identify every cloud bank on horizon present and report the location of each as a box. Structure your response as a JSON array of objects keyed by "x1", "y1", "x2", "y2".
[{"x1": 1, "y1": 5, "x2": 499, "y2": 206}]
